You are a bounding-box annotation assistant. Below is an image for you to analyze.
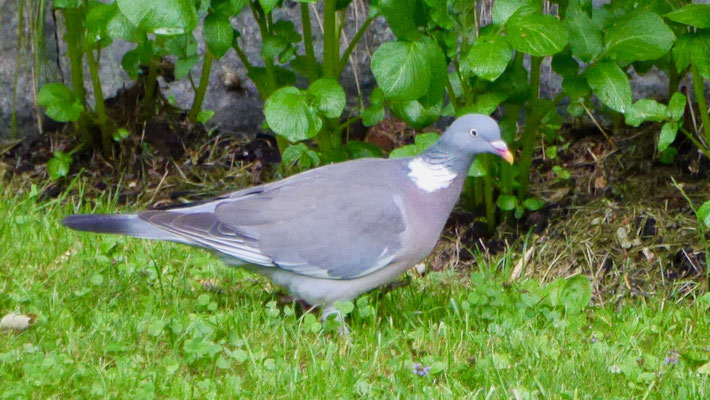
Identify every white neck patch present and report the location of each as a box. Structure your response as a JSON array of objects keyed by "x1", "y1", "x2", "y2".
[{"x1": 407, "y1": 157, "x2": 457, "y2": 193}]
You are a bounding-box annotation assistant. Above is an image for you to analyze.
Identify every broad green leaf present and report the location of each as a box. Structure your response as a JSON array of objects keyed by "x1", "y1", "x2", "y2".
[
  {"x1": 697, "y1": 201, "x2": 710, "y2": 229},
  {"x1": 117, "y1": 0, "x2": 197, "y2": 35},
  {"x1": 121, "y1": 49, "x2": 143, "y2": 79},
  {"x1": 282, "y1": 143, "x2": 321, "y2": 170},
  {"x1": 307, "y1": 79, "x2": 346, "y2": 119},
  {"x1": 333, "y1": 301, "x2": 354, "y2": 315},
  {"x1": 506, "y1": 13, "x2": 568, "y2": 56},
  {"x1": 463, "y1": 33, "x2": 513, "y2": 81},
  {"x1": 203, "y1": 13, "x2": 233, "y2": 58},
  {"x1": 418, "y1": 37, "x2": 447, "y2": 107},
  {"x1": 46, "y1": 151, "x2": 73, "y2": 180},
  {"x1": 264, "y1": 87, "x2": 322, "y2": 141},
  {"x1": 212, "y1": 0, "x2": 249, "y2": 16},
  {"x1": 344, "y1": 141, "x2": 383, "y2": 159},
  {"x1": 391, "y1": 100, "x2": 441, "y2": 129},
  {"x1": 551, "y1": 54, "x2": 580, "y2": 78},
  {"x1": 370, "y1": 87, "x2": 385, "y2": 108},
  {"x1": 107, "y1": 9, "x2": 143, "y2": 42},
  {"x1": 389, "y1": 132, "x2": 440, "y2": 158},
  {"x1": 658, "y1": 146, "x2": 677, "y2": 164},
  {"x1": 497, "y1": 195, "x2": 518, "y2": 211},
  {"x1": 672, "y1": 33, "x2": 710, "y2": 79},
  {"x1": 561, "y1": 75, "x2": 590, "y2": 100},
  {"x1": 37, "y1": 83, "x2": 84, "y2": 122},
  {"x1": 523, "y1": 198, "x2": 544, "y2": 211},
  {"x1": 468, "y1": 158, "x2": 487, "y2": 177},
  {"x1": 261, "y1": 35, "x2": 288, "y2": 60},
  {"x1": 272, "y1": 20, "x2": 301, "y2": 43},
  {"x1": 492, "y1": 0, "x2": 539, "y2": 26},
  {"x1": 174, "y1": 55, "x2": 199, "y2": 80},
  {"x1": 624, "y1": 99, "x2": 667, "y2": 127},
  {"x1": 425, "y1": 0, "x2": 455, "y2": 29},
  {"x1": 85, "y1": 2, "x2": 118, "y2": 45},
  {"x1": 657, "y1": 121, "x2": 677, "y2": 152},
  {"x1": 377, "y1": 0, "x2": 427, "y2": 41},
  {"x1": 196, "y1": 110, "x2": 215, "y2": 124},
  {"x1": 602, "y1": 11, "x2": 675, "y2": 62},
  {"x1": 665, "y1": 4, "x2": 710, "y2": 29},
  {"x1": 371, "y1": 41, "x2": 430, "y2": 101},
  {"x1": 585, "y1": 62, "x2": 632, "y2": 113},
  {"x1": 667, "y1": 92, "x2": 686, "y2": 121},
  {"x1": 564, "y1": 7, "x2": 602, "y2": 62},
  {"x1": 361, "y1": 106, "x2": 385, "y2": 127},
  {"x1": 561, "y1": 275, "x2": 591, "y2": 314},
  {"x1": 457, "y1": 92, "x2": 509, "y2": 116},
  {"x1": 162, "y1": 33, "x2": 198, "y2": 57}
]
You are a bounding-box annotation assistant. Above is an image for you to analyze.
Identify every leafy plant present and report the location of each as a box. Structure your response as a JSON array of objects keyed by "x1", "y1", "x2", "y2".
[
  {"x1": 233, "y1": 0, "x2": 376, "y2": 163},
  {"x1": 368, "y1": 0, "x2": 710, "y2": 231}
]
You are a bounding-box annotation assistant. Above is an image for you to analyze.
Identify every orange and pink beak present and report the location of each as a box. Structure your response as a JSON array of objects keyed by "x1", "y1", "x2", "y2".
[{"x1": 490, "y1": 140, "x2": 514, "y2": 164}]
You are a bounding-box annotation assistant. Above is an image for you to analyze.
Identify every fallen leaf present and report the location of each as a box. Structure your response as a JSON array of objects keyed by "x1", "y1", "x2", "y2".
[{"x1": 0, "y1": 313, "x2": 37, "y2": 332}]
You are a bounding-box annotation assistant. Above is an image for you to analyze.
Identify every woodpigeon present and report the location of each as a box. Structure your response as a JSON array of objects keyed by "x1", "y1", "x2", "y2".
[{"x1": 63, "y1": 114, "x2": 513, "y2": 320}]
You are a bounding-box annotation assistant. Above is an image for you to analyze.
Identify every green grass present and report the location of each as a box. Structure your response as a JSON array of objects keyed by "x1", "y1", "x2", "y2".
[{"x1": 1, "y1": 181, "x2": 709, "y2": 399}]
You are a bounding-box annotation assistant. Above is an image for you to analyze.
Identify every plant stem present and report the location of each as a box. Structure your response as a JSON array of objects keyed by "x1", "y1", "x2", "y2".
[
  {"x1": 483, "y1": 158, "x2": 496, "y2": 234},
  {"x1": 250, "y1": 1, "x2": 277, "y2": 96},
  {"x1": 518, "y1": 56, "x2": 543, "y2": 197},
  {"x1": 32, "y1": 0, "x2": 47, "y2": 134},
  {"x1": 300, "y1": 2, "x2": 318, "y2": 81},
  {"x1": 188, "y1": 50, "x2": 213, "y2": 123},
  {"x1": 336, "y1": 17, "x2": 374, "y2": 76},
  {"x1": 11, "y1": 0, "x2": 25, "y2": 138},
  {"x1": 679, "y1": 127, "x2": 710, "y2": 158},
  {"x1": 691, "y1": 64, "x2": 710, "y2": 149},
  {"x1": 142, "y1": 58, "x2": 159, "y2": 116},
  {"x1": 501, "y1": 104, "x2": 520, "y2": 195},
  {"x1": 62, "y1": 8, "x2": 86, "y2": 106},
  {"x1": 322, "y1": 0, "x2": 337, "y2": 78},
  {"x1": 86, "y1": 48, "x2": 111, "y2": 155}
]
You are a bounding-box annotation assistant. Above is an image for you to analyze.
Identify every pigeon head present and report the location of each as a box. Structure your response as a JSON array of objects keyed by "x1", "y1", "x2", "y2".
[{"x1": 439, "y1": 114, "x2": 514, "y2": 164}]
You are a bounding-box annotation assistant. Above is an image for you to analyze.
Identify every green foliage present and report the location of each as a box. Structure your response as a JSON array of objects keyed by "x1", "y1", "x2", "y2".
[
  {"x1": 389, "y1": 133, "x2": 440, "y2": 158},
  {"x1": 281, "y1": 143, "x2": 321, "y2": 172},
  {"x1": 30, "y1": 0, "x2": 710, "y2": 229},
  {"x1": 698, "y1": 201, "x2": 710, "y2": 229},
  {"x1": 264, "y1": 79, "x2": 345, "y2": 142},
  {"x1": 463, "y1": 33, "x2": 512, "y2": 81},
  {"x1": 602, "y1": 12, "x2": 675, "y2": 62},
  {"x1": 371, "y1": 41, "x2": 431, "y2": 101},
  {"x1": 585, "y1": 62, "x2": 632, "y2": 113},
  {"x1": 37, "y1": 83, "x2": 84, "y2": 122},
  {"x1": 203, "y1": 13, "x2": 233, "y2": 59},
  {"x1": 506, "y1": 12, "x2": 568, "y2": 56},
  {"x1": 665, "y1": 4, "x2": 710, "y2": 29},
  {"x1": 46, "y1": 151, "x2": 73, "y2": 180},
  {"x1": 116, "y1": 0, "x2": 197, "y2": 35}
]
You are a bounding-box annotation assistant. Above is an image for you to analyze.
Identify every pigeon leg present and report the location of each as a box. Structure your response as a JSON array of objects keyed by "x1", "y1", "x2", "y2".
[{"x1": 321, "y1": 303, "x2": 349, "y2": 336}]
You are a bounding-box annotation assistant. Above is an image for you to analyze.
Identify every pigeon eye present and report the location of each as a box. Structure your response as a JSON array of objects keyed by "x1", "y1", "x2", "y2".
[{"x1": 469, "y1": 129, "x2": 479, "y2": 138}]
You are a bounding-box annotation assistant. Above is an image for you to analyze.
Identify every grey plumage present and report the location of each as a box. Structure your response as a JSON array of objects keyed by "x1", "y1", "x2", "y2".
[{"x1": 62, "y1": 114, "x2": 513, "y2": 315}]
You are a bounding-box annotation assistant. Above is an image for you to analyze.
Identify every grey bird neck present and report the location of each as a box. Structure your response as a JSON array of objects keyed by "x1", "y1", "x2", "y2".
[{"x1": 419, "y1": 140, "x2": 475, "y2": 175}]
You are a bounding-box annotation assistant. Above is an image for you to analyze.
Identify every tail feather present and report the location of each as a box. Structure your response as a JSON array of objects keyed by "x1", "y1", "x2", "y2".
[{"x1": 62, "y1": 214, "x2": 184, "y2": 242}]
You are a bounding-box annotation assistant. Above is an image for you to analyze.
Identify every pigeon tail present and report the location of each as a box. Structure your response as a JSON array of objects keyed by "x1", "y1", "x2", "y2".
[{"x1": 62, "y1": 214, "x2": 182, "y2": 242}]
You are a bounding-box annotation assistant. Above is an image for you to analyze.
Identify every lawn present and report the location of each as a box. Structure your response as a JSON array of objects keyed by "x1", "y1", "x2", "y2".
[{"x1": 1, "y1": 180, "x2": 709, "y2": 399}]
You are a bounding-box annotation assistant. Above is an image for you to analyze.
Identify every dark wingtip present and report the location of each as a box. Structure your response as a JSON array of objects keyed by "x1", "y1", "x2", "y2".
[{"x1": 61, "y1": 214, "x2": 131, "y2": 234}]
